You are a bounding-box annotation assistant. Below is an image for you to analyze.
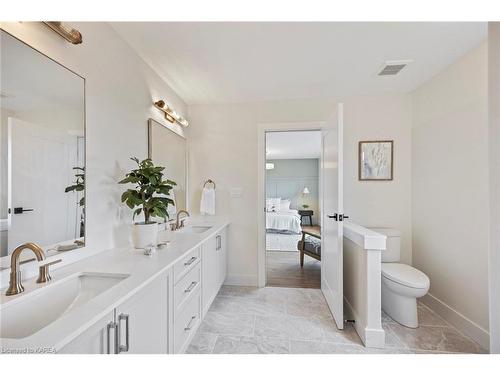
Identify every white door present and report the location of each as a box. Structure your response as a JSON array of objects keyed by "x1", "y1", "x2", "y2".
[
  {"x1": 7, "y1": 118, "x2": 78, "y2": 253},
  {"x1": 321, "y1": 103, "x2": 344, "y2": 329}
]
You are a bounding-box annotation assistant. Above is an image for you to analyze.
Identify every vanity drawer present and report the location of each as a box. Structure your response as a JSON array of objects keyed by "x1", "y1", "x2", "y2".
[
  {"x1": 174, "y1": 290, "x2": 201, "y2": 353},
  {"x1": 174, "y1": 246, "x2": 201, "y2": 284},
  {"x1": 174, "y1": 263, "x2": 201, "y2": 314}
]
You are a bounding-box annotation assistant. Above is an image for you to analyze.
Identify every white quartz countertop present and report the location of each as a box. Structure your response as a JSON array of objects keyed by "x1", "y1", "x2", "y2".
[{"x1": 0, "y1": 216, "x2": 230, "y2": 352}]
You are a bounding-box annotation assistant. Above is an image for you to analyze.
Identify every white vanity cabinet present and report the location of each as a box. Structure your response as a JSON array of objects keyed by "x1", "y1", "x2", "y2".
[
  {"x1": 114, "y1": 271, "x2": 168, "y2": 354},
  {"x1": 59, "y1": 272, "x2": 169, "y2": 354},
  {"x1": 201, "y1": 228, "x2": 227, "y2": 317},
  {"x1": 58, "y1": 312, "x2": 114, "y2": 354}
]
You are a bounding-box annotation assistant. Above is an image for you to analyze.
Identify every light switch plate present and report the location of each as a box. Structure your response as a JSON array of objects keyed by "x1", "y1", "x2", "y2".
[{"x1": 230, "y1": 188, "x2": 243, "y2": 198}]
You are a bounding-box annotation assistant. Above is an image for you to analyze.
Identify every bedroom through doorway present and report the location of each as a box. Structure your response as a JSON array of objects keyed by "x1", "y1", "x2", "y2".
[{"x1": 265, "y1": 130, "x2": 322, "y2": 288}]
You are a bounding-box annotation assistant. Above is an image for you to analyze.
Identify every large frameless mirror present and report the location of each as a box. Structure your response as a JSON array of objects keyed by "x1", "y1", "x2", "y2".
[
  {"x1": 148, "y1": 118, "x2": 187, "y2": 221},
  {"x1": 0, "y1": 30, "x2": 85, "y2": 264}
]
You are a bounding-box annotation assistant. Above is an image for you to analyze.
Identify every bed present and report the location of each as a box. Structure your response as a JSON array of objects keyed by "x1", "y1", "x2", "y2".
[
  {"x1": 265, "y1": 198, "x2": 303, "y2": 252},
  {"x1": 266, "y1": 209, "x2": 302, "y2": 234}
]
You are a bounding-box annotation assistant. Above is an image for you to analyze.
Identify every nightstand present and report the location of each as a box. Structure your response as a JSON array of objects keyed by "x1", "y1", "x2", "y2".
[{"x1": 298, "y1": 210, "x2": 313, "y2": 226}]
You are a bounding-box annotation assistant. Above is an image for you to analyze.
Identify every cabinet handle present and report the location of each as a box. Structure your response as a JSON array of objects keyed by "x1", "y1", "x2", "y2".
[
  {"x1": 184, "y1": 316, "x2": 196, "y2": 331},
  {"x1": 106, "y1": 321, "x2": 118, "y2": 354},
  {"x1": 216, "y1": 235, "x2": 221, "y2": 251},
  {"x1": 184, "y1": 256, "x2": 197, "y2": 266},
  {"x1": 184, "y1": 281, "x2": 198, "y2": 293},
  {"x1": 118, "y1": 313, "x2": 130, "y2": 353}
]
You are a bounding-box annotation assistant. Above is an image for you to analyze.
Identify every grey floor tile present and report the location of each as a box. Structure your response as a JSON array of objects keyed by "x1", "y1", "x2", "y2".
[
  {"x1": 212, "y1": 335, "x2": 290, "y2": 354},
  {"x1": 199, "y1": 312, "x2": 255, "y2": 336},
  {"x1": 185, "y1": 332, "x2": 218, "y2": 354},
  {"x1": 388, "y1": 323, "x2": 484, "y2": 353}
]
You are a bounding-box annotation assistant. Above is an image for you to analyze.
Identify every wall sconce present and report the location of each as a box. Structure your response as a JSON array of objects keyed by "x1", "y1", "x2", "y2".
[
  {"x1": 154, "y1": 100, "x2": 189, "y2": 127},
  {"x1": 42, "y1": 22, "x2": 82, "y2": 44}
]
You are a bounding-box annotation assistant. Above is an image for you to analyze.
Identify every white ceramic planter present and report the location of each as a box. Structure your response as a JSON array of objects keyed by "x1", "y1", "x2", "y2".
[{"x1": 131, "y1": 222, "x2": 159, "y2": 249}]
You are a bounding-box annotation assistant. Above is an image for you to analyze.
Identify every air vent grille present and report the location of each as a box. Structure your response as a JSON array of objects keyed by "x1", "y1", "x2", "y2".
[{"x1": 378, "y1": 60, "x2": 412, "y2": 76}]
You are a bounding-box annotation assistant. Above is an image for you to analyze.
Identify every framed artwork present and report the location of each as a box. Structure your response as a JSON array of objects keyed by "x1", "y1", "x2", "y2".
[{"x1": 358, "y1": 140, "x2": 394, "y2": 181}]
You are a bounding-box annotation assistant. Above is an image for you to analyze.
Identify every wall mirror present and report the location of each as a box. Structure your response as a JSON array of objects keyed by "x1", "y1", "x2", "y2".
[
  {"x1": 148, "y1": 118, "x2": 187, "y2": 221},
  {"x1": 0, "y1": 30, "x2": 85, "y2": 265}
]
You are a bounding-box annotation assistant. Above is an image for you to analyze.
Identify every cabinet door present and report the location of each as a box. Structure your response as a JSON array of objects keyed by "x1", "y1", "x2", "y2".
[
  {"x1": 201, "y1": 235, "x2": 218, "y2": 317},
  {"x1": 216, "y1": 228, "x2": 227, "y2": 288},
  {"x1": 58, "y1": 311, "x2": 114, "y2": 354},
  {"x1": 115, "y1": 272, "x2": 168, "y2": 354}
]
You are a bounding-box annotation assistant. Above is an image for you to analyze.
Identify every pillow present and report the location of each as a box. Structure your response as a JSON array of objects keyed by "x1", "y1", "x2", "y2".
[
  {"x1": 266, "y1": 198, "x2": 281, "y2": 212},
  {"x1": 279, "y1": 199, "x2": 291, "y2": 211}
]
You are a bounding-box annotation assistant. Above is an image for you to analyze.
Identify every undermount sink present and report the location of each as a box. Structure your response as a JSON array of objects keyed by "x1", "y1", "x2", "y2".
[
  {"x1": 179, "y1": 225, "x2": 212, "y2": 234},
  {"x1": 0, "y1": 272, "x2": 129, "y2": 339}
]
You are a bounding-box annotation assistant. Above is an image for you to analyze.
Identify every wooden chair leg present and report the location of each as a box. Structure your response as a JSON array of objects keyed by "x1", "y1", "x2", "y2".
[{"x1": 300, "y1": 250, "x2": 304, "y2": 267}]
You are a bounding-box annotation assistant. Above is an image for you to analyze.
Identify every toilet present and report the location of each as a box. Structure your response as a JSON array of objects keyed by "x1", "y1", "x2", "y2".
[{"x1": 371, "y1": 228, "x2": 430, "y2": 328}]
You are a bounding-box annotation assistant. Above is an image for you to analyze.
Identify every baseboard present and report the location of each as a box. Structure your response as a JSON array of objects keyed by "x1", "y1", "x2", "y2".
[
  {"x1": 344, "y1": 297, "x2": 385, "y2": 348},
  {"x1": 224, "y1": 274, "x2": 258, "y2": 286},
  {"x1": 421, "y1": 293, "x2": 490, "y2": 351}
]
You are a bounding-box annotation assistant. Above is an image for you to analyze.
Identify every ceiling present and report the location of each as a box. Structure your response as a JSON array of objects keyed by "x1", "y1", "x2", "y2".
[
  {"x1": 111, "y1": 22, "x2": 487, "y2": 105},
  {"x1": 266, "y1": 131, "x2": 322, "y2": 159}
]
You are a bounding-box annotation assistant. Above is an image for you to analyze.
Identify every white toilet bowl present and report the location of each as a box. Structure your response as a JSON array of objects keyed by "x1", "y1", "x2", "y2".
[
  {"x1": 381, "y1": 263, "x2": 430, "y2": 328},
  {"x1": 370, "y1": 227, "x2": 431, "y2": 328}
]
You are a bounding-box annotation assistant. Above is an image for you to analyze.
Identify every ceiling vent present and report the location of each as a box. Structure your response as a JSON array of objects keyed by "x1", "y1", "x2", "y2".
[{"x1": 378, "y1": 60, "x2": 413, "y2": 76}]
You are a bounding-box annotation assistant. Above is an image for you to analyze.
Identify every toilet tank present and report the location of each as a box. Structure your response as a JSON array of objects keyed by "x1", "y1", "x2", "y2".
[{"x1": 369, "y1": 227, "x2": 401, "y2": 263}]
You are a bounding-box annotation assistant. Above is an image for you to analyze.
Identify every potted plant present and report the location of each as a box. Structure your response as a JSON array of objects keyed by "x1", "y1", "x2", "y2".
[{"x1": 119, "y1": 157, "x2": 176, "y2": 249}]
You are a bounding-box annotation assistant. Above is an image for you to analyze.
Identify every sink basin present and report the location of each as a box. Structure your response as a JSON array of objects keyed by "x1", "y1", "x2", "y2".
[
  {"x1": 179, "y1": 225, "x2": 212, "y2": 234},
  {"x1": 0, "y1": 272, "x2": 129, "y2": 339}
]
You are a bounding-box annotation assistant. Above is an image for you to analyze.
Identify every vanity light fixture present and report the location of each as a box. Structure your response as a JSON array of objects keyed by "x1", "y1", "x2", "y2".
[
  {"x1": 42, "y1": 22, "x2": 83, "y2": 45},
  {"x1": 154, "y1": 100, "x2": 189, "y2": 127}
]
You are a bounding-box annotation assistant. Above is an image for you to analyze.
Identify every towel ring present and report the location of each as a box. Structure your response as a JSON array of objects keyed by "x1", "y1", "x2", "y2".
[{"x1": 203, "y1": 179, "x2": 216, "y2": 189}]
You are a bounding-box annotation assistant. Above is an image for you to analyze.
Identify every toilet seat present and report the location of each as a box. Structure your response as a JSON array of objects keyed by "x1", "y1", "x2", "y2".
[{"x1": 382, "y1": 263, "x2": 430, "y2": 289}]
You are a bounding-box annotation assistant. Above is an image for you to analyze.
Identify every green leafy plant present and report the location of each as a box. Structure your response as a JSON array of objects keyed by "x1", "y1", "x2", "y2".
[
  {"x1": 119, "y1": 157, "x2": 176, "y2": 223},
  {"x1": 65, "y1": 167, "x2": 85, "y2": 207},
  {"x1": 302, "y1": 204, "x2": 310, "y2": 209}
]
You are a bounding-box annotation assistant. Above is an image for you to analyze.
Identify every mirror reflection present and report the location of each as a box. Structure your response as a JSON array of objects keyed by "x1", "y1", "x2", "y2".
[
  {"x1": 0, "y1": 30, "x2": 85, "y2": 258},
  {"x1": 148, "y1": 118, "x2": 187, "y2": 220}
]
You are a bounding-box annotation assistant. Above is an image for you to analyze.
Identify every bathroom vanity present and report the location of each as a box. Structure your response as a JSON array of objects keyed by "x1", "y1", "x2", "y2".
[{"x1": 0, "y1": 218, "x2": 229, "y2": 354}]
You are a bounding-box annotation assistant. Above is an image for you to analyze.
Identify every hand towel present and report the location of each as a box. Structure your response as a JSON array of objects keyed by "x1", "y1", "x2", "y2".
[{"x1": 200, "y1": 187, "x2": 216, "y2": 215}]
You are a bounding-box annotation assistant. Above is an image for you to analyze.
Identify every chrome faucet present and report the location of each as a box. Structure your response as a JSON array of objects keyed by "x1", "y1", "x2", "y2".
[
  {"x1": 174, "y1": 210, "x2": 190, "y2": 230},
  {"x1": 5, "y1": 243, "x2": 60, "y2": 296}
]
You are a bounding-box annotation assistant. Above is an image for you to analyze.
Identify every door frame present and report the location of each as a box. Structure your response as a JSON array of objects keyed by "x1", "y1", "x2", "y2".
[{"x1": 257, "y1": 121, "x2": 325, "y2": 288}]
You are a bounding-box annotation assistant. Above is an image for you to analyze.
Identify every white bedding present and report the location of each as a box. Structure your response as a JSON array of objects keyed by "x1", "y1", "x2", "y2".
[{"x1": 266, "y1": 209, "x2": 302, "y2": 234}]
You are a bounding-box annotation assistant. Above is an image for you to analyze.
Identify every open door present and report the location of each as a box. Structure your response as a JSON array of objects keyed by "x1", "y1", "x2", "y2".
[{"x1": 321, "y1": 103, "x2": 344, "y2": 329}]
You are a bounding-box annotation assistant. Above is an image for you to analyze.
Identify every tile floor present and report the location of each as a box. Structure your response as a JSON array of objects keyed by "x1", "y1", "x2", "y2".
[{"x1": 186, "y1": 286, "x2": 486, "y2": 354}]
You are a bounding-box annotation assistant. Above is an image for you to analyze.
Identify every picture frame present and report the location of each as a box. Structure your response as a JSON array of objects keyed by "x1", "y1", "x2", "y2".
[{"x1": 358, "y1": 140, "x2": 394, "y2": 181}]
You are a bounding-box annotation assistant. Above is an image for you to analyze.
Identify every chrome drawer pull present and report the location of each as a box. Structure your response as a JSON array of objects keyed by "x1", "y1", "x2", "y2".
[
  {"x1": 184, "y1": 281, "x2": 198, "y2": 293},
  {"x1": 106, "y1": 321, "x2": 118, "y2": 354},
  {"x1": 118, "y1": 313, "x2": 130, "y2": 353},
  {"x1": 184, "y1": 316, "x2": 196, "y2": 331},
  {"x1": 184, "y1": 256, "x2": 197, "y2": 266}
]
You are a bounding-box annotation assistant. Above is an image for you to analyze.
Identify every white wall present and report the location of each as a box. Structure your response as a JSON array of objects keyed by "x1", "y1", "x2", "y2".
[
  {"x1": 188, "y1": 95, "x2": 412, "y2": 284},
  {"x1": 266, "y1": 158, "x2": 320, "y2": 224},
  {"x1": 489, "y1": 22, "x2": 500, "y2": 354},
  {"x1": 412, "y1": 42, "x2": 490, "y2": 348},
  {"x1": 0, "y1": 22, "x2": 187, "y2": 252}
]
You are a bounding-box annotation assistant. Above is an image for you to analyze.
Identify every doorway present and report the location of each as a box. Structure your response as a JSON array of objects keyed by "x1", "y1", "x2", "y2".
[{"x1": 264, "y1": 130, "x2": 322, "y2": 289}]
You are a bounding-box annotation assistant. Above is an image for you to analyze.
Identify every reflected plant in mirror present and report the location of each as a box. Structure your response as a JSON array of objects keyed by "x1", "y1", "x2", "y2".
[
  {"x1": 0, "y1": 30, "x2": 85, "y2": 261},
  {"x1": 65, "y1": 167, "x2": 85, "y2": 237},
  {"x1": 119, "y1": 157, "x2": 176, "y2": 249}
]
